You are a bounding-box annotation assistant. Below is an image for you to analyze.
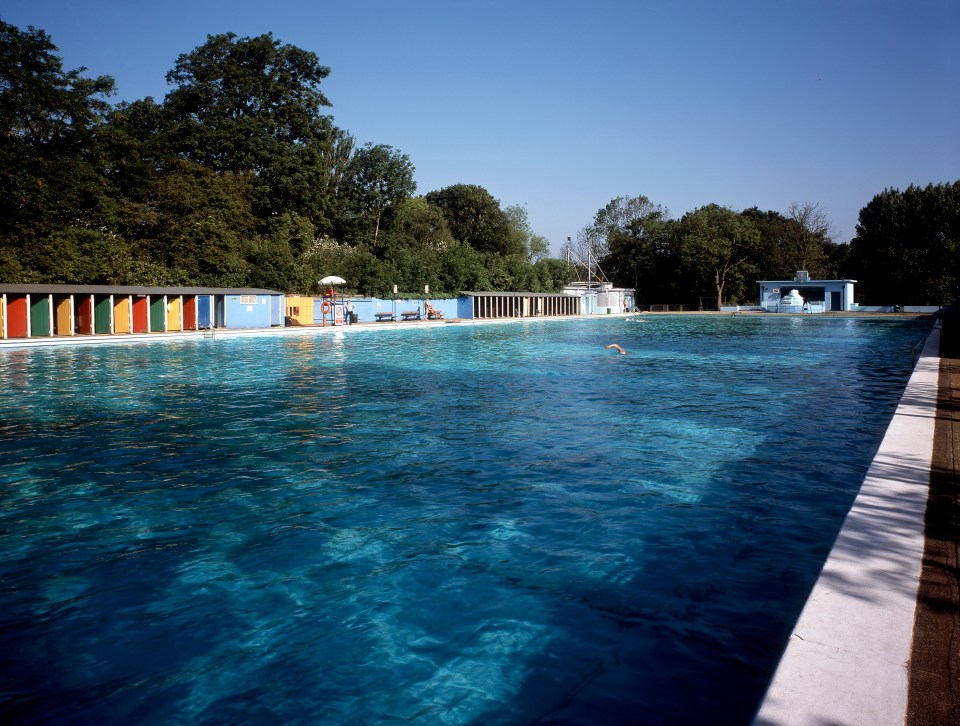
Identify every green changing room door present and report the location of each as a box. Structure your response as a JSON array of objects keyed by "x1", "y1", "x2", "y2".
[
  {"x1": 30, "y1": 295, "x2": 50, "y2": 337},
  {"x1": 149, "y1": 296, "x2": 166, "y2": 332},
  {"x1": 94, "y1": 297, "x2": 112, "y2": 334}
]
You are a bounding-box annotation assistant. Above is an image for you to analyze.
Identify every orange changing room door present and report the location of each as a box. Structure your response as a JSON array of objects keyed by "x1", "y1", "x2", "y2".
[
  {"x1": 132, "y1": 296, "x2": 149, "y2": 333},
  {"x1": 113, "y1": 296, "x2": 131, "y2": 333}
]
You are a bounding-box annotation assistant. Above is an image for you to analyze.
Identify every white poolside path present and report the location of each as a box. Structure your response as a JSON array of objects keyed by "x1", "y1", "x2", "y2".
[{"x1": 753, "y1": 323, "x2": 942, "y2": 726}]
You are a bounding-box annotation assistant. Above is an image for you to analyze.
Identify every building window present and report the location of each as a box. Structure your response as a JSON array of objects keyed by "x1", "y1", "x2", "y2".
[{"x1": 241, "y1": 295, "x2": 257, "y2": 304}]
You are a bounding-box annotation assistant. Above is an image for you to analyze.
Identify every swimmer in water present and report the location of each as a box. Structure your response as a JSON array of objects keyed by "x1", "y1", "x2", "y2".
[{"x1": 605, "y1": 344, "x2": 627, "y2": 355}]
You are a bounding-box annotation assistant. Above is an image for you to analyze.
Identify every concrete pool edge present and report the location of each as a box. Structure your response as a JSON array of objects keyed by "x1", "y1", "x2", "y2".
[{"x1": 753, "y1": 322, "x2": 943, "y2": 726}]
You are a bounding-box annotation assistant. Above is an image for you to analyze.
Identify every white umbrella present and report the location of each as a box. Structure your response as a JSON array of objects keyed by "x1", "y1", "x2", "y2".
[{"x1": 319, "y1": 275, "x2": 346, "y2": 285}]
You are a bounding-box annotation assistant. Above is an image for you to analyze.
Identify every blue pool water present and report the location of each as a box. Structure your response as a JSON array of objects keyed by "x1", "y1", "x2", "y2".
[{"x1": 0, "y1": 315, "x2": 931, "y2": 724}]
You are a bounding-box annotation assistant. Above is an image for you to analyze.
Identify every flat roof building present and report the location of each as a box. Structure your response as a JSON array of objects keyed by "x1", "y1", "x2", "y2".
[{"x1": 758, "y1": 272, "x2": 857, "y2": 313}]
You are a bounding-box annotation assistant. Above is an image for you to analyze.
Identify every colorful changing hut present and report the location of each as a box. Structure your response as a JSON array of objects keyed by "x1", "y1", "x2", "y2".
[{"x1": 0, "y1": 285, "x2": 284, "y2": 340}]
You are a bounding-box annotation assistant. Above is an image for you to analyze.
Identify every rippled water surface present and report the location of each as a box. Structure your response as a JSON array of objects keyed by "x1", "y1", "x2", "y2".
[{"x1": 0, "y1": 316, "x2": 931, "y2": 724}]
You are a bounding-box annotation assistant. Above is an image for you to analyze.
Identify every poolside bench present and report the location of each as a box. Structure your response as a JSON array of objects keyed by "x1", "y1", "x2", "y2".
[
  {"x1": 400, "y1": 310, "x2": 421, "y2": 321},
  {"x1": 375, "y1": 312, "x2": 395, "y2": 322}
]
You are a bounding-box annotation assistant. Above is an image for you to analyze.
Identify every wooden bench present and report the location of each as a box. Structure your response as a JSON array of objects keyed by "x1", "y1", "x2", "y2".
[
  {"x1": 400, "y1": 310, "x2": 421, "y2": 321},
  {"x1": 375, "y1": 312, "x2": 395, "y2": 322}
]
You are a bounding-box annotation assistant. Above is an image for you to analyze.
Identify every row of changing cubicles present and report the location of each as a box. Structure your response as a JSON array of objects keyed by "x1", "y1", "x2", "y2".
[
  {"x1": 0, "y1": 285, "x2": 284, "y2": 340},
  {"x1": 1, "y1": 285, "x2": 602, "y2": 341}
]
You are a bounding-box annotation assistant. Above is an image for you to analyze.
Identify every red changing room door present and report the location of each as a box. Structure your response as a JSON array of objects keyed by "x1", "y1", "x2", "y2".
[
  {"x1": 132, "y1": 296, "x2": 149, "y2": 333},
  {"x1": 6, "y1": 295, "x2": 29, "y2": 337}
]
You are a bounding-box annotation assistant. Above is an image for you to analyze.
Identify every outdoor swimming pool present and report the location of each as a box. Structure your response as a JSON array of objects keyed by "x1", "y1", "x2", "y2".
[{"x1": 0, "y1": 315, "x2": 932, "y2": 724}]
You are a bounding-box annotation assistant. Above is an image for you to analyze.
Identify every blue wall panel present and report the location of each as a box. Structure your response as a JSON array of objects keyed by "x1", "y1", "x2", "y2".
[{"x1": 222, "y1": 294, "x2": 275, "y2": 329}]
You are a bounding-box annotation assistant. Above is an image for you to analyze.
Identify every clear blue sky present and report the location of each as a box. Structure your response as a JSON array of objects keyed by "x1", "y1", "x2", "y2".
[{"x1": 4, "y1": 0, "x2": 958, "y2": 253}]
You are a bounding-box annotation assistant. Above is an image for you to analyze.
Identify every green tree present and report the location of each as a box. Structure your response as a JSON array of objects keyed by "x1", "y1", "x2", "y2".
[
  {"x1": 846, "y1": 182, "x2": 960, "y2": 305},
  {"x1": 317, "y1": 128, "x2": 355, "y2": 200},
  {"x1": 437, "y1": 240, "x2": 490, "y2": 291},
  {"x1": 532, "y1": 258, "x2": 578, "y2": 292},
  {"x1": 337, "y1": 143, "x2": 416, "y2": 247},
  {"x1": 101, "y1": 98, "x2": 171, "y2": 200},
  {"x1": 134, "y1": 160, "x2": 256, "y2": 286},
  {"x1": 341, "y1": 245, "x2": 399, "y2": 297},
  {"x1": 784, "y1": 202, "x2": 833, "y2": 275},
  {"x1": 162, "y1": 32, "x2": 335, "y2": 218},
  {"x1": 164, "y1": 32, "x2": 332, "y2": 171},
  {"x1": 822, "y1": 240, "x2": 849, "y2": 279},
  {"x1": 387, "y1": 197, "x2": 453, "y2": 251},
  {"x1": 574, "y1": 196, "x2": 666, "y2": 267},
  {"x1": 678, "y1": 204, "x2": 760, "y2": 309},
  {"x1": 0, "y1": 21, "x2": 116, "y2": 280},
  {"x1": 504, "y1": 204, "x2": 550, "y2": 262},
  {"x1": 739, "y1": 207, "x2": 802, "y2": 281},
  {"x1": 596, "y1": 196, "x2": 670, "y2": 296},
  {"x1": 425, "y1": 184, "x2": 517, "y2": 256},
  {"x1": 0, "y1": 22, "x2": 114, "y2": 148},
  {"x1": 247, "y1": 212, "x2": 317, "y2": 291}
]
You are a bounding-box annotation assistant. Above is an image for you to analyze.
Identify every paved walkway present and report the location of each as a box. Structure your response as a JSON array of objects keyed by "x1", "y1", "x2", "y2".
[
  {"x1": 907, "y1": 311, "x2": 960, "y2": 725},
  {"x1": 754, "y1": 312, "x2": 959, "y2": 725}
]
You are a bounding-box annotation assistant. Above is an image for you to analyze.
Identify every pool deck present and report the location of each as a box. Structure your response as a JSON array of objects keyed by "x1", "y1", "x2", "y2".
[{"x1": 753, "y1": 311, "x2": 959, "y2": 726}]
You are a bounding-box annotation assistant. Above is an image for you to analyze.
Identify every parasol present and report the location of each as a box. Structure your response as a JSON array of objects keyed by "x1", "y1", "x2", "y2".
[{"x1": 319, "y1": 275, "x2": 346, "y2": 285}]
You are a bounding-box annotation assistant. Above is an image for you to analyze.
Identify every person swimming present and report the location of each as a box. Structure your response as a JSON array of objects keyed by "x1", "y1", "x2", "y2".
[{"x1": 605, "y1": 343, "x2": 627, "y2": 355}]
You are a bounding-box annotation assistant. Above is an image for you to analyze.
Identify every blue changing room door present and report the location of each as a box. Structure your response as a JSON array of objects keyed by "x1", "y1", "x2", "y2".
[
  {"x1": 197, "y1": 295, "x2": 212, "y2": 328},
  {"x1": 271, "y1": 296, "x2": 282, "y2": 326}
]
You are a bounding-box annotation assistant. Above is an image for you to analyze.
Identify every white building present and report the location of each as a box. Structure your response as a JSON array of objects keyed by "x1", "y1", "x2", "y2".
[
  {"x1": 562, "y1": 282, "x2": 635, "y2": 314},
  {"x1": 758, "y1": 272, "x2": 857, "y2": 313}
]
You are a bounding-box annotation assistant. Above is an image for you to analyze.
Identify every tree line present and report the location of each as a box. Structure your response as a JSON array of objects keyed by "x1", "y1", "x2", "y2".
[
  {"x1": 2, "y1": 21, "x2": 957, "y2": 306},
  {"x1": 0, "y1": 23, "x2": 567, "y2": 297},
  {"x1": 567, "y1": 184, "x2": 959, "y2": 309}
]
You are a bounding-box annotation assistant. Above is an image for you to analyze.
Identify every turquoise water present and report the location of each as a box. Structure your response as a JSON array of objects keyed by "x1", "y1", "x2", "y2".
[{"x1": 0, "y1": 316, "x2": 930, "y2": 724}]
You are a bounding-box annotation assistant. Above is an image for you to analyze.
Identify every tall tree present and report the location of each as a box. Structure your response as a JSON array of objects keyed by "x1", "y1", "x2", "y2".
[
  {"x1": 575, "y1": 196, "x2": 666, "y2": 266},
  {"x1": 678, "y1": 204, "x2": 760, "y2": 309},
  {"x1": 0, "y1": 21, "x2": 116, "y2": 280},
  {"x1": 504, "y1": 204, "x2": 550, "y2": 262},
  {"x1": 128, "y1": 160, "x2": 255, "y2": 286},
  {"x1": 784, "y1": 202, "x2": 833, "y2": 275},
  {"x1": 846, "y1": 182, "x2": 960, "y2": 305},
  {"x1": 101, "y1": 98, "x2": 171, "y2": 200},
  {"x1": 0, "y1": 22, "x2": 114, "y2": 148},
  {"x1": 598, "y1": 196, "x2": 670, "y2": 296},
  {"x1": 740, "y1": 207, "x2": 795, "y2": 279},
  {"x1": 386, "y1": 197, "x2": 453, "y2": 251},
  {"x1": 164, "y1": 32, "x2": 332, "y2": 171},
  {"x1": 317, "y1": 127, "x2": 355, "y2": 198},
  {"x1": 425, "y1": 184, "x2": 517, "y2": 256},
  {"x1": 162, "y1": 32, "x2": 335, "y2": 218},
  {"x1": 337, "y1": 143, "x2": 416, "y2": 247},
  {"x1": 567, "y1": 195, "x2": 669, "y2": 290}
]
